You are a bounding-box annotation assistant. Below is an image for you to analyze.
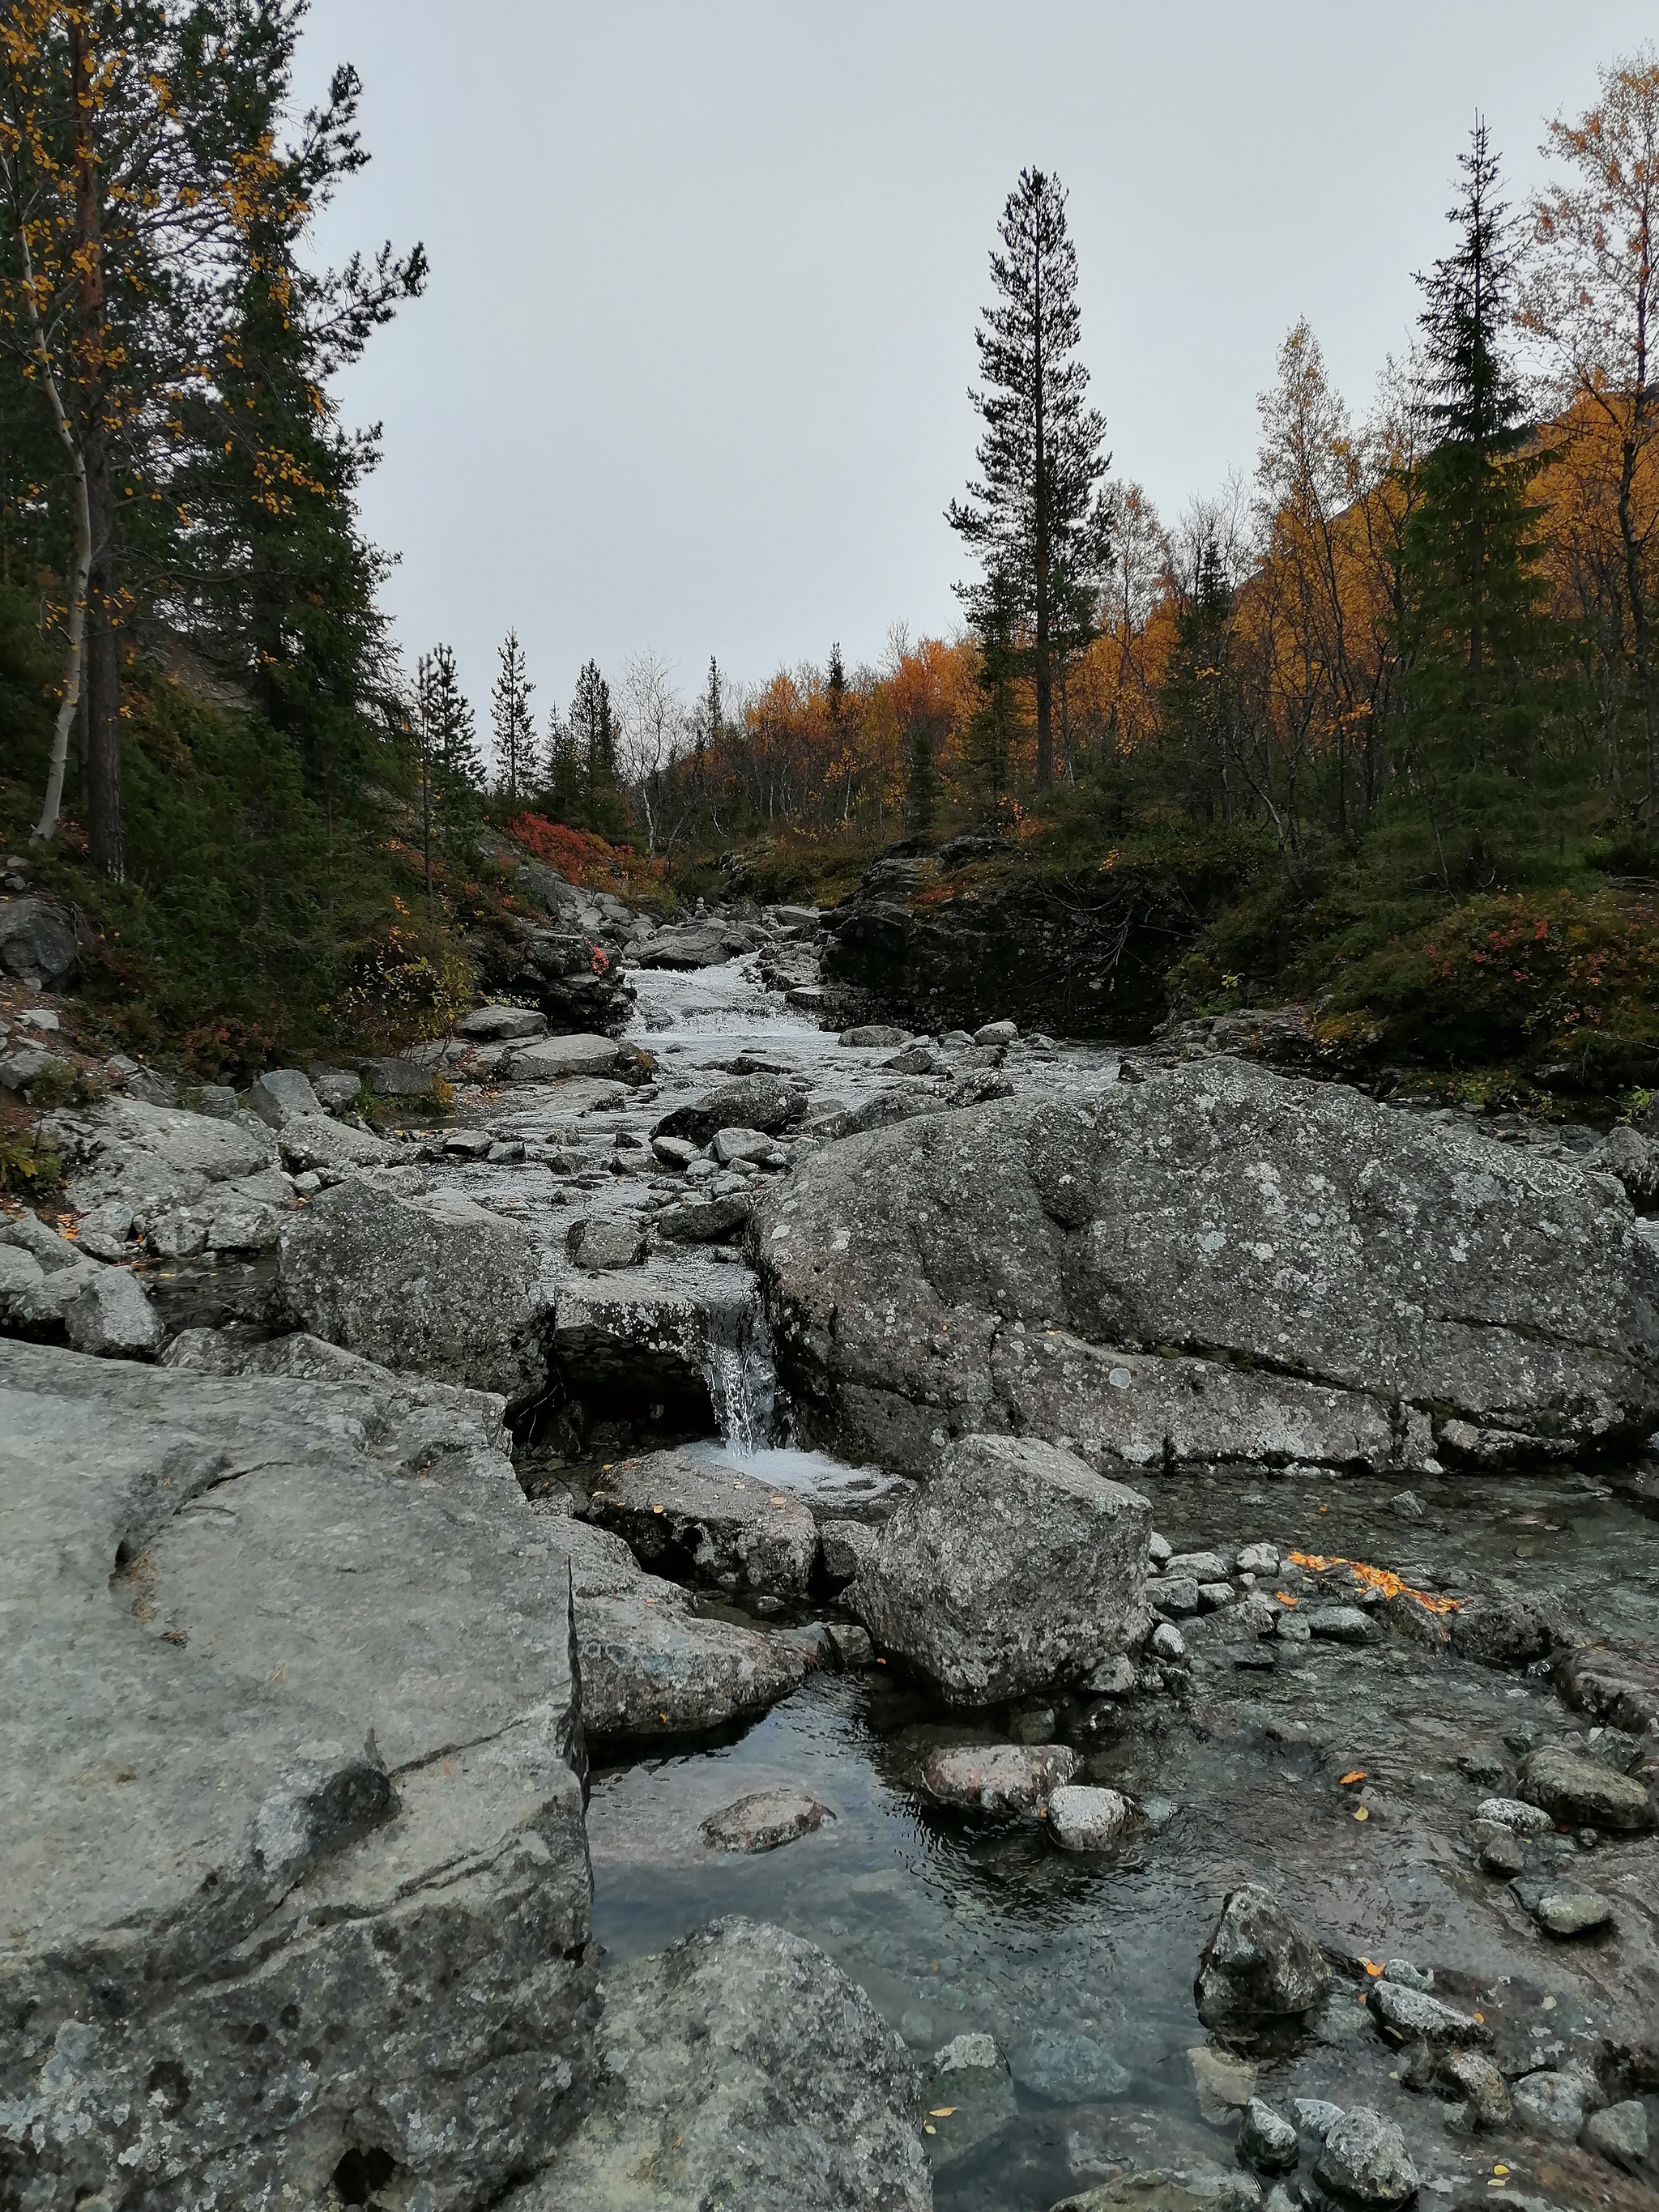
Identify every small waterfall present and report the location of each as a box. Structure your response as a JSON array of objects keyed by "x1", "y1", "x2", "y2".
[{"x1": 701, "y1": 1289, "x2": 783, "y2": 1460}]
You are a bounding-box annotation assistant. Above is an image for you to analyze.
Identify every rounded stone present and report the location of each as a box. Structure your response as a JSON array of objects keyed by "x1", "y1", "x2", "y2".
[
  {"x1": 1316, "y1": 2107, "x2": 1419, "y2": 2206},
  {"x1": 1047, "y1": 1784, "x2": 1132, "y2": 1852}
]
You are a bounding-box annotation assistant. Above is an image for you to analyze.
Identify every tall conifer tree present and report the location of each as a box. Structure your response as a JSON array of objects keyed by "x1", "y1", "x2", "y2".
[
  {"x1": 949, "y1": 167, "x2": 1114, "y2": 787},
  {"x1": 490, "y1": 629, "x2": 535, "y2": 800}
]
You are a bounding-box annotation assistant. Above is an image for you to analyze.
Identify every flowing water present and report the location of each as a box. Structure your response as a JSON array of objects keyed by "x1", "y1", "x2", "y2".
[{"x1": 478, "y1": 953, "x2": 1659, "y2": 2206}]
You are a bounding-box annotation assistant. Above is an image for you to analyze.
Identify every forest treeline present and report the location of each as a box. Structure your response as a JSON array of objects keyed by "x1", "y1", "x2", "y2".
[{"x1": 2, "y1": 9, "x2": 1657, "y2": 1090}]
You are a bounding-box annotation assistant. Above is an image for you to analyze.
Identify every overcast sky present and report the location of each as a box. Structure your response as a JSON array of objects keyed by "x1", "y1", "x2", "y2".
[{"x1": 292, "y1": 2, "x2": 1653, "y2": 732}]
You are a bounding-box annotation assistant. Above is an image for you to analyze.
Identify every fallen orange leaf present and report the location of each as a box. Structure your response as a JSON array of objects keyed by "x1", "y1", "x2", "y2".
[
  {"x1": 929, "y1": 2106, "x2": 957, "y2": 2117},
  {"x1": 1340, "y1": 1770, "x2": 1367, "y2": 1786},
  {"x1": 1287, "y1": 1550, "x2": 1460, "y2": 1615},
  {"x1": 1362, "y1": 1958, "x2": 1385, "y2": 1976},
  {"x1": 1275, "y1": 1591, "x2": 1299, "y2": 1607}
]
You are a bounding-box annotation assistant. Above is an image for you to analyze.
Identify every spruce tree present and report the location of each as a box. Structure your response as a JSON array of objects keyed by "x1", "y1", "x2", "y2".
[
  {"x1": 1399, "y1": 121, "x2": 1555, "y2": 788},
  {"x1": 490, "y1": 629, "x2": 536, "y2": 801},
  {"x1": 418, "y1": 643, "x2": 482, "y2": 860},
  {"x1": 543, "y1": 705, "x2": 582, "y2": 820},
  {"x1": 572, "y1": 658, "x2": 616, "y2": 791},
  {"x1": 906, "y1": 719, "x2": 939, "y2": 840},
  {"x1": 963, "y1": 599, "x2": 1021, "y2": 826},
  {"x1": 703, "y1": 656, "x2": 723, "y2": 753},
  {"x1": 949, "y1": 167, "x2": 1114, "y2": 788},
  {"x1": 1162, "y1": 533, "x2": 1238, "y2": 825}
]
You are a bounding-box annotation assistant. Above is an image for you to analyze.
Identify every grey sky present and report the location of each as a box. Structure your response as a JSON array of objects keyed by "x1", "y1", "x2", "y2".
[{"x1": 293, "y1": 1, "x2": 1654, "y2": 735}]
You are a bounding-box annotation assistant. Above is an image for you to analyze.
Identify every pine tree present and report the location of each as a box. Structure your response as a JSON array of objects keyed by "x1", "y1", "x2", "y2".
[
  {"x1": 489, "y1": 629, "x2": 535, "y2": 801},
  {"x1": 906, "y1": 718, "x2": 939, "y2": 839},
  {"x1": 827, "y1": 641, "x2": 847, "y2": 727},
  {"x1": 1399, "y1": 121, "x2": 1555, "y2": 787},
  {"x1": 542, "y1": 705, "x2": 582, "y2": 820},
  {"x1": 949, "y1": 167, "x2": 1114, "y2": 788},
  {"x1": 703, "y1": 656, "x2": 723, "y2": 753}
]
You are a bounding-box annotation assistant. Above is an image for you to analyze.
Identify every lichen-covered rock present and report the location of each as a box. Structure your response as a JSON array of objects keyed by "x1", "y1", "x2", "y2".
[
  {"x1": 62, "y1": 1265, "x2": 164, "y2": 1360},
  {"x1": 1193, "y1": 1885, "x2": 1331, "y2": 2028},
  {"x1": 923, "y1": 1741, "x2": 1078, "y2": 1809},
  {"x1": 508, "y1": 1918, "x2": 930, "y2": 2212},
  {"x1": 247, "y1": 1066, "x2": 322, "y2": 1127},
  {"x1": 0, "y1": 1338, "x2": 592, "y2": 2212},
  {"x1": 753, "y1": 1059, "x2": 1659, "y2": 1476},
  {"x1": 279, "y1": 1178, "x2": 547, "y2": 1404},
  {"x1": 1315, "y1": 2108, "x2": 1418, "y2": 2206},
  {"x1": 44, "y1": 1095, "x2": 278, "y2": 1221},
  {"x1": 699, "y1": 1787, "x2": 834, "y2": 1853},
  {"x1": 851, "y1": 1432, "x2": 1149, "y2": 1703}
]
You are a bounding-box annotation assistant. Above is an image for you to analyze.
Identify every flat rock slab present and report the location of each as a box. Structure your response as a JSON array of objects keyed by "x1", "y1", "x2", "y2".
[
  {"x1": 44, "y1": 1095, "x2": 278, "y2": 1219},
  {"x1": 699, "y1": 1786, "x2": 834, "y2": 1853},
  {"x1": 851, "y1": 1432, "x2": 1149, "y2": 1704},
  {"x1": 0, "y1": 1339, "x2": 591, "y2": 2211},
  {"x1": 507, "y1": 1917, "x2": 931, "y2": 2211},
  {"x1": 589, "y1": 1447, "x2": 819, "y2": 1597},
  {"x1": 1367, "y1": 1977, "x2": 1491, "y2": 2046},
  {"x1": 503, "y1": 1034, "x2": 623, "y2": 1082},
  {"x1": 459, "y1": 1003, "x2": 548, "y2": 1041},
  {"x1": 541, "y1": 1517, "x2": 809, "y2": 1738},
  {"x1": 923, "y1": 1741, "x2": 1078, "y2": 1810}
]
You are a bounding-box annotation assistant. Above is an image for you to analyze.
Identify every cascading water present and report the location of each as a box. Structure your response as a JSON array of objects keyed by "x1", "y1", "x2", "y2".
[{"x1": 699, "y1": 1285, "x2": 782, "y2": 1460}]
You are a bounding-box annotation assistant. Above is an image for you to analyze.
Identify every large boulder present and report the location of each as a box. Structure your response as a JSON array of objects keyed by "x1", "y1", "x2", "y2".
[
  {"x1": 0, "y1": 1338, "x2": 593, "y2": 2211},
  {"x1": 753, "y1": 1059, "x2": 1659, "y2": 1477},
  {"x1": 279, "y1": 1179, "x2": 548, "y2": 1404},
  {"x1": 247, "y1": 1066, "x2": 322, "y2": 1127},
  {"x1": 0, "y1": 893, "x2": 77, "y2": 988},
  {"x1": 588, "y1": 1447, "x2": 819, "y2": 1597},
  {"x1": 502, "y1": 1033, "x2": 625, "y2": 1084},
  {"x1": 850, "y1": 1432, "x2": 1149, "y2": 1703},
  {"x1": 634, "y1": 918, "x2": 762, "y2": 970},
  {"x1": 507, "y1": 1918, "x2": 930, "y2": 2212}
]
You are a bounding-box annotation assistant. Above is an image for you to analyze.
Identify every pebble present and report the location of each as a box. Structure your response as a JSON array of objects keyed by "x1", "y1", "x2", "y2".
[
  {"x1": 1047, "y1": 1784, "x2": 1132, "y2": 1852},
  {"x1": 1315, "y1": 2107, "x2": 1419, "y2": 2207},
  {"x1": 1015, "y1": 2027, "x2": 1129, "y2": 2101},
  {"x1": 1478, "y1": 1831, "x2": 1526, "y2": 1876},
  {"x1": 1238, "y1": 2096, "x2": 1299, "y2": 2174},
  {"x1": 1514, "y1": 1881, "x2": 1614, "y2": 1937},
  {"x1": 1367, "y1": 1980, "x2": 1491, "y2": 2048},
  {"x1": 923, "y1": 1741, "x2": 1078, "y2": 1810},
  {"x1": 1511, "y1": 2069, "x2": 1589, "y2": 2141},
  {"x1": 1439, "y1": 2050, "x2": 1511, "y2": 2129},
  {"x1": 1166, "y1": 1550, "x2": 1228, "y2": 1582},
  {"x1": 1473, "y1": 1796, "x2": 1553, "y2": 1835},
  {"x1": 1584, "y1": 2099, "x2": 1648, "y2": 2165}
]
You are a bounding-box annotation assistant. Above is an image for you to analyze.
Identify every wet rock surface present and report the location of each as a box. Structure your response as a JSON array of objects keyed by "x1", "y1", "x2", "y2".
[
  {"x1": 589, "y1": 1444, "x2": 820, "y2": 1596},
  {"x1": 11, "y1": 934, "x2": 1659, "y2": 2212}
]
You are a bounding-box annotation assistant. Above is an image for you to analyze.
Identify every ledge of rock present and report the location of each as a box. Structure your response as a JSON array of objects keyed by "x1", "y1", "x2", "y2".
[
  {"x1": 0, "y1": 1338, "x2": 593, "y2": 2210},
  {"x1": 588, "y1": 1446, "x2": 819, "y2": 1597},
  {"x1": 753, "y1": 1058, "x2": 1659, "y2": 1477}
]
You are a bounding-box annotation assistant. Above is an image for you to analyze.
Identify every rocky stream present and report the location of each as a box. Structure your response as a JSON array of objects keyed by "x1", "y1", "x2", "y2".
[{"x1": 2, "y1": 891, "x2": 1657, "y2": 2212}]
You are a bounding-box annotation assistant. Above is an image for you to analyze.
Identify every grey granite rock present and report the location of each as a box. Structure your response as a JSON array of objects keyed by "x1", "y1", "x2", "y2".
[
  {"x1": 1315, "y1": 2108, "x2": 1418, "y2": 2206},
  {"x1": 505, "y1": 1919, "x2": 930, "y2": 2211},
  {"x1": 0, "y1": 1338, "x2": 592, "y2": 2212},
  {"x1": 1521, "y1": 1744, "x2": 1653, "y2": 1831},
  {"x1": 699, "y1": 1786, "x2": 834, "y2": 1852},
  {"x1": 923, "y1": 1741, "x2": 1078, "y2": 1809},
  {"x1": 753, "y1": 1059, "x2": 1659, "y2": 1476},
  {"x1": 279, "y1": 1178, "x2": 547, "y2": 1404},
  {"x1": 1194, "y1": 1886, "x2": 1331, "y2": 2029},
  {"x1": 248, "y1": 1066, "x2": 322, "y2": 1127},
  {"x1": 851, "y1": 1432, "x2": 1149, "y2": 1703}
]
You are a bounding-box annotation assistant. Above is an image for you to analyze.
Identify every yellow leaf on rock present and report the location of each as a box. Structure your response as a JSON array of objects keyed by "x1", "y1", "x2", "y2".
[
  {"x1": 1341, "y1": 1770, "x2": 1367, "y2": 1786},
  {"x1": 929, "y1": 2106, "x2": 957, "y2": 2117},
  {"x1": 1354, "y1": 1807, "x2": 1369, "y2": 1821}
]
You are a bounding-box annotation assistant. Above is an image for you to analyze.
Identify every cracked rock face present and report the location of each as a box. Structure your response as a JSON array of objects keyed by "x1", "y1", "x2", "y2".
[
  {"x1": 753, "y1": 1058, "x2": 1659, "y2": 1477},
  {"x1": 0, "y1": 1338, "x2": 593, "y2": 2212}
]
